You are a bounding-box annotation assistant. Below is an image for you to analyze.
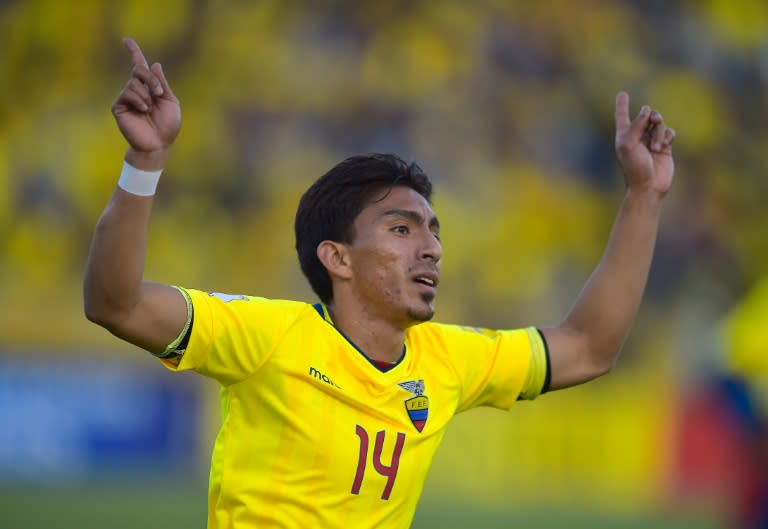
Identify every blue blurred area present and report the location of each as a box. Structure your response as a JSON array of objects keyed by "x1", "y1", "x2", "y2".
[{"x1": 0, "y1": 356, "x2": 200, "y2": 483}]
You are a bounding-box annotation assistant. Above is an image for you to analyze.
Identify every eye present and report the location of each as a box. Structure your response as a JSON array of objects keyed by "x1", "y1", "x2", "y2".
[
  {"x1": 432, "y1": 231, "x2": 441, "y2": 242},
  {"x1": 392, "y1": 225, "x2": 409, "y2": 235}
]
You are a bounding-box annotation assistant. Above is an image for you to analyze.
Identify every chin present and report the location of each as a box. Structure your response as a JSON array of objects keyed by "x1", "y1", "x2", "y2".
[{"x1": 406, "y1": 302, "x2": 435, "y2": 324}]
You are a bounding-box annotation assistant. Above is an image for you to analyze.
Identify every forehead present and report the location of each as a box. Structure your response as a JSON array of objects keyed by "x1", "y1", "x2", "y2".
[{"x1": 356, "y1": 186, "x2": 436, "y2": 224}]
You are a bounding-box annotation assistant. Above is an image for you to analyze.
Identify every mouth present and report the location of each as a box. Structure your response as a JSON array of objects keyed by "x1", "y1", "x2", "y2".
[{"x1": 412, "y1": 272, "x2": 439, "y2": 290}]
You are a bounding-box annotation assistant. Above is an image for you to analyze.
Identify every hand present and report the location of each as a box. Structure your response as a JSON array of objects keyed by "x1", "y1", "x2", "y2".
[
  {"x1": 614, "y1": 92, "x2": 675, "y2": 197},
  {"x1": 112, "y1": 38, "x2": 181, "y2": 168}
]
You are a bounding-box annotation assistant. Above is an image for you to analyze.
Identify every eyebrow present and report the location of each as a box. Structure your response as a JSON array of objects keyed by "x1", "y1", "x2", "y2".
[{"x1": 381, "y1": 209, "x2": 440, "y2": 230}]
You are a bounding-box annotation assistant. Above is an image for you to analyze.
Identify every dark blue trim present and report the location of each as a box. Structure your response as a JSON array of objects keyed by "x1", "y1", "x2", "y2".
[
  {"x1": 176, "y1": 310, "x2": 194, "y2": 350},
  {"x1": 408, "y1": 409, "x2": 428, "y2": 420},
  {"x1": 311, "y1": 303, "x2": 405, "y2": 373},
  {"x1": 536, "y1": 328, "x2": 552, "y2": 394}
]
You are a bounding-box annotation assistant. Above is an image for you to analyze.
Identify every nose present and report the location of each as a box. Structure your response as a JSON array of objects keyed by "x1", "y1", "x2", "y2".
[{"x1": 420, "y1": 231, "x2": 442, "y2": 263}]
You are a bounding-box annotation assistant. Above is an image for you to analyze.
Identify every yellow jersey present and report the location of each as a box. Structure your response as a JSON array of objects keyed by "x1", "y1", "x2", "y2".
[{"x1": 163, "y1": 288, "x2": 547, "y2": 529}]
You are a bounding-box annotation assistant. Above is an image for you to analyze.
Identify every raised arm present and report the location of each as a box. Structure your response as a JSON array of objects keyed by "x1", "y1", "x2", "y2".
[
  {"x1": 83, "y1": 38, "x2": 187, "y2": 354},
  {"x1": 541, "y1": 92, "x2": 675, "y2": 391}
]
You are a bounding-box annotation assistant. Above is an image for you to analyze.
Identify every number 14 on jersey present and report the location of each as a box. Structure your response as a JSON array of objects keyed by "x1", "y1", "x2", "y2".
[{"x1": 350, "y1": 425, "x2": 406, "y2": 500}]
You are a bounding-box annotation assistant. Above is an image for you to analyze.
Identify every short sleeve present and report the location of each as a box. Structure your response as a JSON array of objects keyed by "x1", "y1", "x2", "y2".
[
  {"x1": 160, "y1": 288, "x2": 307, "y2": 385},
  {"x1": 518, "y1": 328, "x2": 549, "y2": 400},
  {"x1": 433, "y1": 324, "x2": 541, "y2": 413}
]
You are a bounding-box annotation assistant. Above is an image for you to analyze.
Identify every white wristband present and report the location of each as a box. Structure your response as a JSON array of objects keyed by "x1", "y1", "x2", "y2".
[{"x1": 118, "y1": 161, "x2": 163, "y2": 196}]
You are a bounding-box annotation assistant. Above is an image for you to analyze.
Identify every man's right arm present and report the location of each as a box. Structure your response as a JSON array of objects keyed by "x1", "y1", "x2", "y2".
[{"x1": 83, "y1": 38, "x2": 187, "y2": 355}]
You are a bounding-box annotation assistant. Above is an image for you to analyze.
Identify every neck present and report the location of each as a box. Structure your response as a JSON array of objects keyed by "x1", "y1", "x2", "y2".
[{"x1": 327, "y1": 303, "x2": 406, "y2": 364}]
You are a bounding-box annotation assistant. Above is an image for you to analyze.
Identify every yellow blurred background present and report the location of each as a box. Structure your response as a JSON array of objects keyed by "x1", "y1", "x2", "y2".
[{"x1": 2, "y1": 1, "x2": 767, "y2": 527}]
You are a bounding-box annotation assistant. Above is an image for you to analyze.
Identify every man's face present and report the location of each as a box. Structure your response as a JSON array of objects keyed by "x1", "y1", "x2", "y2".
[{"x1": 345, "y1": 185, "x2": 442, "y2": 327}]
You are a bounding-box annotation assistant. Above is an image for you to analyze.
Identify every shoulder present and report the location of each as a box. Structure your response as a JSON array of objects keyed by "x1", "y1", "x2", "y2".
[
  {"x1": 407, "y1": 322, "x2": 535, "y2": 361},
  {"x1": 183, "y1": 288, "x2": 315, "y2": 324},
  {"x1": 407, "y1": 321, "x2": 504, "y2": 342},
  {"x1": 405, "y1": 322, "x2": 496, "y2": 358},
  {"x1": 186, "y1": 289, "x2": 306, "y2": 308}
]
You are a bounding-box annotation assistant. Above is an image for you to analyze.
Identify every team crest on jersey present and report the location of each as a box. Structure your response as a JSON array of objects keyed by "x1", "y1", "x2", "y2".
[{"x1": 398, "y1": 380, "x2": 428, "y2": 433}]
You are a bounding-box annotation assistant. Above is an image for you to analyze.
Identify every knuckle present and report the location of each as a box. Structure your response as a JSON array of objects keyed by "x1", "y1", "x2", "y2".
[{"x1": 129, "y1": 78, "x2": 147, "y2": 94}]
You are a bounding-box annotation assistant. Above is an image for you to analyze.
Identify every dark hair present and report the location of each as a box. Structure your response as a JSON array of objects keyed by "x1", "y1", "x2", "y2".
[{"x1": 295, "y1": 153, "x2": 433, "y2": 304}]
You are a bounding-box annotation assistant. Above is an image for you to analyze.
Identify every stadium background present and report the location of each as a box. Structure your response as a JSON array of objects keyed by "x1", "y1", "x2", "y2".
[{"x1": 1, "y1": 1, "x2": 767, "y2": 527}]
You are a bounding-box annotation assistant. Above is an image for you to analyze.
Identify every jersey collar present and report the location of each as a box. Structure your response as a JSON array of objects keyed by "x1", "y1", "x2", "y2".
[{"x1": 312, "y1": 303, "x2": 405, "y2": 373}]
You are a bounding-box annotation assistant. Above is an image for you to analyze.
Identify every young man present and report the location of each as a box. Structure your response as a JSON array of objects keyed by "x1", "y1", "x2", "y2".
[{"x1": 84, "y1": 38, "x2": 675, "y2": 528}]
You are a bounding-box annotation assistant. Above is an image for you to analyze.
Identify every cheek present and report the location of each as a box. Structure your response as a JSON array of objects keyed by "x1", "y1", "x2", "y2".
[
  {"x1": 358, "y1": 249, "x2": 405, "y2": 295},
  {"x1": 375, "y1": 266, "x2": 403, "y2": 297},
  {"x1": 383, "y1": 285, "x2": 403, "y2": 302}
]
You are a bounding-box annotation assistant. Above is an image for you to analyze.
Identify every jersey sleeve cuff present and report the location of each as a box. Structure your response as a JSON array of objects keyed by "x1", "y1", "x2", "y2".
[
  {"x1": 518, "y1": 327, "x2": 549, "y2": 400},
  {"x1": 152, "y1": 286, "x2": 193, "y2": 362}
]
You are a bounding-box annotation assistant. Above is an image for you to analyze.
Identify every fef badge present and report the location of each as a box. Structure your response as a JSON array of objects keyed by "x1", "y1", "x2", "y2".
[{"x1": 398, "y1": 379, "x2": 428, "y2": 433}]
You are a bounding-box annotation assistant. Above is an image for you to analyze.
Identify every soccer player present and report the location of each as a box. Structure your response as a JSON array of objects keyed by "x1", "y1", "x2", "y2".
[{"x1": 83, "y1": 38, "x2": 675, "y2": 528}]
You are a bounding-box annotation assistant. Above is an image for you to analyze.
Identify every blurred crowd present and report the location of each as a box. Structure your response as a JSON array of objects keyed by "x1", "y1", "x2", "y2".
[
  {"x1": 1, "y1": 0, "x2": 767, "y2": 524},
  {"x1": 2, "y1": 1, "x2": 767, "y2": 351}
]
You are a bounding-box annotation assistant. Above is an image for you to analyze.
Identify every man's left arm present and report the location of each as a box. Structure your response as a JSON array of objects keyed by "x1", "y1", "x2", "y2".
[{"x1": 541, "y1": 92, "x2": 675, "y2": 391}]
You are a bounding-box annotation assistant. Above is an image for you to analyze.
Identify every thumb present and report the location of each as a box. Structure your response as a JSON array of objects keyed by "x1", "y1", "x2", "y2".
[
  {"x1": 615, "y1": 92, "x2": 652, "y2": 144},
  {"x1": 151, "y1": 63, "x2": 176, "y2": 100},
  {"x1": 623, "y1": 104, "x2": 652, "y2": 145}
]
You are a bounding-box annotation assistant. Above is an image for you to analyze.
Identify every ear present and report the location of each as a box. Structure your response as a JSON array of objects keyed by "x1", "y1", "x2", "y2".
[{"x1": 317, "y1": 240, "x2": 353, "y2": 280}]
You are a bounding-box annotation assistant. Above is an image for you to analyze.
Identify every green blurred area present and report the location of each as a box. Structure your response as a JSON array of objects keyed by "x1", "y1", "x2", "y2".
[
  {"x1": 2, "y1": 0, "x2": 767, "y2": 527},
  {"x1": 0, "y1": 484, "x2": 720, "y2": 529}
]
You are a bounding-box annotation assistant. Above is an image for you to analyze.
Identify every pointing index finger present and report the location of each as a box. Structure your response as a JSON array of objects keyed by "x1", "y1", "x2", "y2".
[
  {"x1": 614, "y1": 91, "x2": 631, "y2": 133},
  {"x1": 124, "y1": 37, "x2": 149, "y2": 68}
]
